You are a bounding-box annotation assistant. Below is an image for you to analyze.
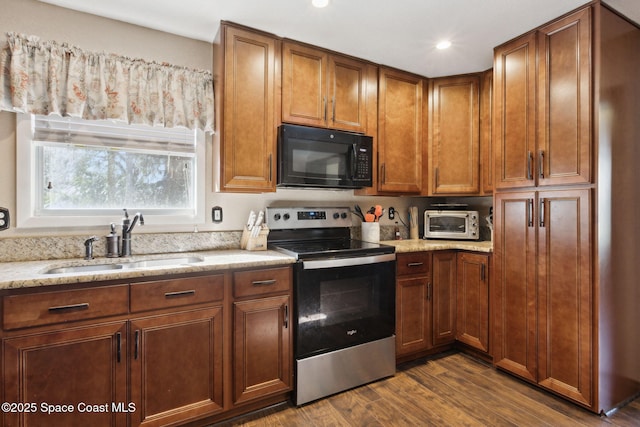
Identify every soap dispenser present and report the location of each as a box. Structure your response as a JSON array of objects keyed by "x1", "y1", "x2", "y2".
[{"x1": 106, "y1": 223, "x2": 120, "y2": 258}]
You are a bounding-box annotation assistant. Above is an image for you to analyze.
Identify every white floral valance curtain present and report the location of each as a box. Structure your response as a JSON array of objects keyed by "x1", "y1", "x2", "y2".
[{"x1": 0, "y1": 32, "x2": 214, "y2": 132}]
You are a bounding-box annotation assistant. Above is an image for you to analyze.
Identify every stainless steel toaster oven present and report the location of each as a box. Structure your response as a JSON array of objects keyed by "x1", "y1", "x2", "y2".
[{"x1": 424, "y1": 210, "x2": 480, "y2": 240}]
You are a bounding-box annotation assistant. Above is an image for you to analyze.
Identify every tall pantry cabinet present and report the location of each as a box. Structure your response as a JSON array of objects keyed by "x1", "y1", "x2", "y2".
[{"x1": 492, "y1": 2, "x2": 640, "y2": 413}]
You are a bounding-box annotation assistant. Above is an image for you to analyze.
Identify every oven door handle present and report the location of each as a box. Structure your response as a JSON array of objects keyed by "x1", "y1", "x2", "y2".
[{"x1": 301, "y1": 253, "x2": 396, "y2": 270}]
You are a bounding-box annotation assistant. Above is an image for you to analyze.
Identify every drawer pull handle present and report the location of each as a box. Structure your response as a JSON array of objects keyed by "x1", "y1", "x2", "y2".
[
  {"x1": 252, "y1": 279, "x2": 277, "y2": 286},
  {"x1": 164, "y1": 290, "x2": 196, "y2": 299},
  {"x1": 48, "y1": 303, "x2": 89, "y2": 313},
  {"x1": 407, "y1": 262, "x2": 424, "y2": 267}
]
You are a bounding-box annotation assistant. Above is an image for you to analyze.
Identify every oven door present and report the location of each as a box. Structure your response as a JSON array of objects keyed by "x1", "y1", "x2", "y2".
[{"x1": 294, "y1": 253, "x2": 396, "y2": 359}]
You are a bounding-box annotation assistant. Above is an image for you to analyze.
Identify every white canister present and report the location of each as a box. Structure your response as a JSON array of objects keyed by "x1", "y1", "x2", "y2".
[{"x1": 361, "y1": 222, "x2": 380, "y2": 243}]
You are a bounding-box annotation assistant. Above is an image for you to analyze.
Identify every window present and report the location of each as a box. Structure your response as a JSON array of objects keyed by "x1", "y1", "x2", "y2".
[{"x1": 17, "y1": 114, "x2": 205, "y2": 228}]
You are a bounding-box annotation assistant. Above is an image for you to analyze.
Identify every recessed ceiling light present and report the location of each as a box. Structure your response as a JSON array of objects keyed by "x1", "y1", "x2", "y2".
[
  {"x1": 312, "y1": 0, "x2": 329, "y2": 7},
  {"x1": 436, "y1": 40, "x2": 452, "y2": 50}
]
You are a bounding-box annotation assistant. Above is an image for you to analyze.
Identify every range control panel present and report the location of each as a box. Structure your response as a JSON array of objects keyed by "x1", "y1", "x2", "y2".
[{"x1": 266, "y1": 207, "x2": 352, "y2": 230}]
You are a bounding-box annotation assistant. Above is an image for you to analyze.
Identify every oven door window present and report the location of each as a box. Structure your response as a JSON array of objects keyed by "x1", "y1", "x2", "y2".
[
  {"x1": 294, "y1": 260, "x2": 395, "y2": 359},
  {"x1": 429, "y1": 216, "x2": 466, "y2": 233}
]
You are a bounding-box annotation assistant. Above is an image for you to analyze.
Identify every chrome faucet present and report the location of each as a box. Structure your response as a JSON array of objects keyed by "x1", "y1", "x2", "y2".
[
  {"x1": 84, "y1": 236, "x2": 99, "y2": 260},
  {"x1": 121, "y1": 209, "x2": 144, "y2": 257}
]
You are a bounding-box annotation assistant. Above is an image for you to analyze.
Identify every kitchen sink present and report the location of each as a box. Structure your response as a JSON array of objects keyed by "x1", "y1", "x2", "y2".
[
  {"x1": 43, "y1": 256, "x2": 204, "y2": 275},
  {"x1": 44, "y1": 263, "x2": 124, "y2": 274},
  {"x1": 120, "y1": 256, "x2": 204, "y2": 269}
]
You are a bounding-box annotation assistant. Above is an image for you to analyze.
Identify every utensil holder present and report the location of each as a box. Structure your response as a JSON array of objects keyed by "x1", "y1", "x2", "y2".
[
  {"x1": 241, "y1": 226, "x2": 269, "y2": 251},
  {"x1": 361, "y1": 222, "x2": 380, "y2": 243}
]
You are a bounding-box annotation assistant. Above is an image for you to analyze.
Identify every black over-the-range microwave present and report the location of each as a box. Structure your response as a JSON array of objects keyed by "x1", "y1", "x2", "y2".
[{"x1": 277, "y1": 124, "x2": 373, "y2": 189}]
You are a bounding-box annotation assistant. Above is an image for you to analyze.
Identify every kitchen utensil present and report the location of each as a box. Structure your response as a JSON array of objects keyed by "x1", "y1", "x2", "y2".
[
  {"x1": 374, "y1": 205, "x2": 382, "y2": 221},
  {"x1": 354, "y1": 205, "x2": 365, "y2": 221},
  {"x1": 364, "y1": 213, "x2": 375, "y2": 222},
  {"x1": 252, "y1": 210, "x2": 264, "y2": 237},
  {"x1": 246, "y1": 210, "x2": 256, "y2": 231}
]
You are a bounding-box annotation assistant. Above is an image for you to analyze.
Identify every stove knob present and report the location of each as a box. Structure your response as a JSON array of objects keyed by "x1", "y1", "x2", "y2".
[
  {"x1": 273, "y1": 213, "x2": 281, "y2": 221},
  {"x1": 333, "y1": 212, "x2": 340, "y2": 219},
  {"x1": 283, "y1": 213, "x2": 290, "y2": 220},
  {"x1": 341, "y1": 212, "x2": 348, "y2": 219}
]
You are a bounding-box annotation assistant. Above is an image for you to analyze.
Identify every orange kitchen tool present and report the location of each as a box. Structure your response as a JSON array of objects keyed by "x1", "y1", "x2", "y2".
[
  {"x1": 364, "y1": 213, "x2": 375, "y2": 222},
  {"x1": 374, "y1": 205, "x2": 382, "y2": 221}
]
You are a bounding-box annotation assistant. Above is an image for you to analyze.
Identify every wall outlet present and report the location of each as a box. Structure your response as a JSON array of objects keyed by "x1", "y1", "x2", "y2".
[
  {"x1": 0, "y1": 207, "x2": 9, "y2": 231},
  {"x1": 388, "y1": 207, "x2": 395, "y2": 220},
  {"x1": 212, "y1": 206, "x2": 223, "y2": 223}
]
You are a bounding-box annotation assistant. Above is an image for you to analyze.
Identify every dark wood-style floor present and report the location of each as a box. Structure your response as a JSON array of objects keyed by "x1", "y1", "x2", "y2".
[{"x1": 215, "y1": 352, "x2": 640, "y2": 426}]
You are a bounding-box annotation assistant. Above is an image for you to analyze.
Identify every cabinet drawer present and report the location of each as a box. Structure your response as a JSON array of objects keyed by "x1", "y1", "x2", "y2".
[
  {"x1": 130, "y1": 274, "x2": 224, "y2": 313},
  {"x1": 3, "y1": 285, "x2": 129, "y2": 330},
  {"x1": 233, "y1": 267, "x2": 291, "y2": 299},
  {"x1": 396, "y1": 252, "x2": 431, "y2": 276}
]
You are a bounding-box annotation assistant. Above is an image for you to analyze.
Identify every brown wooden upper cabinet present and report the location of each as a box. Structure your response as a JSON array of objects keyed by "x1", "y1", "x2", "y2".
[
  {"x1": 428, "y1": 75, "x2": 480, "y2": 195},
  {"x1": 494, "y1": 8, "x2": 591, "y2": 189},
  {"x1": 377, "y1": 67, "x2": 426, "y2": 194},
  {"x1": 282, "y1": 41, "x2": 370, "y2": 133},
  {"x1": 214, "y1": 23, "x2": 281, "y2": 192}
]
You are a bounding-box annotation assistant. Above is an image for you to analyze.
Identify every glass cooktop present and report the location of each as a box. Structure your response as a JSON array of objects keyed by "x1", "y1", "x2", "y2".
[{"x1": 270, "y1": 238, "x2": 395, "y2": 260}]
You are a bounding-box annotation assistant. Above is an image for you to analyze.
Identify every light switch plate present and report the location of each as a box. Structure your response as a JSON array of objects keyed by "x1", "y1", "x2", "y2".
[
  {"x1": 212, "y1": 206, "x2": 223, "y2": 223},
  {"x1": 0, "y1": 207, "x2": 9, "y2": 231}
]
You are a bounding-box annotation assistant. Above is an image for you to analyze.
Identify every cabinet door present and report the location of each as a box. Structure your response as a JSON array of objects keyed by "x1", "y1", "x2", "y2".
[
  {"x1": 328, "y1": 54, "x2": 368, "y2": 132},
  {"x1": 537, "y1": 8, "x2": 591, "y2": 186},
  {"x1": 378, "y1": 67, "x2": 425, "y2": 193},
  {"x1": 493, "y1": 191, "x2": 537, "y2": 382},
  {"x1": 456, "y1": 252, "x2": 490, "y2": 353},
  {"x1": 396, "y1": 275, "x2": 431, "y2": 357},
  {"x1": 431, "y1": 251, "x2": 457, "y2": 347},
  {"x1": 3, "y1": 322, "x2": 128, "y2": 427},
  {"x1": 429, "y1": 75, "x2": 480, "y2": 195},
  {"x1": 282, "y1": 42, "x2": 327, "y2": 128},
  {"x1": 233, "y1": 295, "x2": 292, "y2": 405},
  {"x1": 130, "y1": 308, "x2": 224, "y2": 427},
  {"x1": 221, "y1": 26, "x2": 280, "y2": 192},
  {"x1": 537, "y1": 189, "x2": 592, "y2": 406},
  {"x1": 494, "y1": 32, "x2": 537, "y2": 189}
]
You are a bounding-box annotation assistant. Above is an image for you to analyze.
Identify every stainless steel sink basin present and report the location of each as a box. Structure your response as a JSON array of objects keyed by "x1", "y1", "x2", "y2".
[
  {"x1": 120, "y1": 256, "x2": 204, "y2": 269},
  {"x1": 44, "y1": 263, "x2": 123, "y2": 274},
  {"x1": 43, "y1": 256, "x2": 204, "y2": 274}
]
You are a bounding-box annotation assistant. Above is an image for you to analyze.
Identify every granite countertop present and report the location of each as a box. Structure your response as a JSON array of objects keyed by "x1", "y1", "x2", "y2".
[
  {"x1": 0, "y1": 250, "x2": 297, "y2": 291},
  {"x1": 1, "y1": 240, "x2": 492, "y2": 291},
  {"x1": 381, "y1": 239, "x2": 493, "y2": 253}
]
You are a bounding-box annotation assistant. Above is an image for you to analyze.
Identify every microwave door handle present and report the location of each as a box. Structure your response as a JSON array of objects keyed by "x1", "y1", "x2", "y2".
[{"x1": 350, "y1": 144, "x2": 357, "y2": 180}]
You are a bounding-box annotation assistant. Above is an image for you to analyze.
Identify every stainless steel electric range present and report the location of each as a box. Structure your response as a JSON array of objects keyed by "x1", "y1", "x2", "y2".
[{"x1": 266, "y1": 206, "x2": 396, "y2": 406}]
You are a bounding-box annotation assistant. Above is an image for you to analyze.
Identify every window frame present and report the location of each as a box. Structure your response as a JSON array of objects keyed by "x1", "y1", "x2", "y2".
[{"x1": 16, "y1": 114, "x2": 206, "y2": 229}]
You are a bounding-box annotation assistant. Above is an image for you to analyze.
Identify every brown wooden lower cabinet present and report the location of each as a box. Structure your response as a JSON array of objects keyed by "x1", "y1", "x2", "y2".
[
  {"x1": 231, "y1": 267, "x2": 293, "y2": 406},
  {"x1": 456, "y1": 252, "x2": 490, "y2": 354},
  {"x1": 130, "y1": 307, "x2": 224, "y2": 427},
  {"x1": 232, "y1": 295, "x2": 291, "y2": 404},
  {"x1": 1, "y1": 266, "x2": 293, "y2": 427},
  {"x1": 396, "y1": 252, "x2": 432, "y2": 357},
  {"x1": 432, "y1": 251, "x2": 457, "y2": 347},
  {"x1": 2, "y1": 321, "x2": 128, "y2": 427},
  {"x1": 395, "y1": 251, "x2": 457, "y2": 362}
]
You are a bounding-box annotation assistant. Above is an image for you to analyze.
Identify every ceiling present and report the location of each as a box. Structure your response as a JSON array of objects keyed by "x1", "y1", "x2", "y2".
[{"x1": 38, "y1": 0, "x2": 640, "y2": 77}]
